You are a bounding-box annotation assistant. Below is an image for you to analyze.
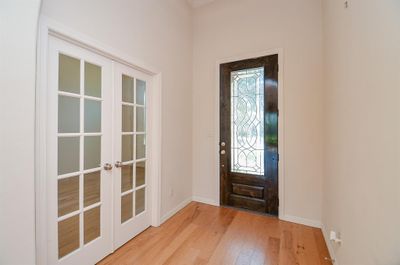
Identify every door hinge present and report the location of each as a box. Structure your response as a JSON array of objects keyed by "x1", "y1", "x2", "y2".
[{"x1": 277, "y1": 153, "x2": 280, "y2": 161}]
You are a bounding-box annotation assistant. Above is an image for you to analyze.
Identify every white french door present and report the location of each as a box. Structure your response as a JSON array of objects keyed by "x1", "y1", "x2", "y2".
[
  {"x1": 113, "y1": 63, "x2": 151, "y2": 249},
  {"x1": 46, "y1": 36, "x2": 151, "y2": 265}
]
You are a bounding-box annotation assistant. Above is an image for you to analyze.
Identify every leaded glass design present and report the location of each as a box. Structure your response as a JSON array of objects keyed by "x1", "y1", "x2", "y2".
[{"x1": 231, "y1": 67, "x2": 264, "y2": 175}]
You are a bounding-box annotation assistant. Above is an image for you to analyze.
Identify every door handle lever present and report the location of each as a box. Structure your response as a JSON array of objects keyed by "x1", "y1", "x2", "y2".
[{"x1": 115, "y1": 161, "x2": 123, "y2": 168}]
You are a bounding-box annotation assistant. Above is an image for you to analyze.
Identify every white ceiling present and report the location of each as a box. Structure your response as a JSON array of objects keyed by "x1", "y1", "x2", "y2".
[{"x1": 187, "y1": 0, "x2": 216, "y2": 8}]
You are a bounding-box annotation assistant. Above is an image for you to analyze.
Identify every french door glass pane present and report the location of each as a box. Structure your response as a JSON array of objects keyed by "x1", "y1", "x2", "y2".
[
  {"x1": 230, "y1": 67, "x2": 265, "y2": 175},
  {"x1": 135, "y1": 188, "x2": 145, "y2": 215},
  {"x1": 84, "y1": 62, "x2": 101, "y2": 98},
  {"x1": 58, "y1": 137, "x2": 80, "y2": 175},
  {"x1": 121, "y1": 193, "x2": 133, "y2": 223},
  {"x1": 135, "y1": 162, "x2": 145, "y2": 187},
  {"x1": 136, "y1": 107, "x2": 145, "y2": 132},
  {"x1": 84, "y1": 99, "x2": 101, "y2": 133},
  {"x1": 58, "y1": 176, "x2": 79, "y2": 217},
  {"x1": 122, "y1": 75, "x2": 134, "y2": 103},
  {"x1": 136, "y1": 79, "x2": 146, "y2": 105},
  {"x1": 121, "y1": 164, "x2": 133, "y2": 192},
  {"x1": 84, "y1": 206, "x2": 100, "y2": 244},
  {"x1": 122, "y1": 105, "x2": 134, "y2": 132},
  {"x1": 58, "y1": 95, "x2": 80, "y2": 133},
  {"x1": 58, "y1": 215, "x2": 80, "y2": 258},
  {"x1": 122, "y1": 135, "x2": 133, "y2": 162},
  {"x1": 84, "y1": 136, "x2": 101, "y2": 170},
  {"x1": 59, "y1": 54, "x2": 80, "y2": 94},
  {"x1": 136, "y1": 135, "x2": 146, "y2": 159},
  {"x1": 84, "y1": 171, "x2": 100, "y2": 207}
]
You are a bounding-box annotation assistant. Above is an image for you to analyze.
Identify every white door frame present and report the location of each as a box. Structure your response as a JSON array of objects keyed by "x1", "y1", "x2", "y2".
[
  {"x1": 35, "y1": 16, "x2": 162, "y2": 265},
  {"x1": 214, "y1": 49, "x2": 285, "y2": 219}
]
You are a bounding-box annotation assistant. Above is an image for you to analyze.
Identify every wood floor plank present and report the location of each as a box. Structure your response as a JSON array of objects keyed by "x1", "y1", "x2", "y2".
[{"x1": 98, "y1": 202, "x2": 332, "y2": 265}]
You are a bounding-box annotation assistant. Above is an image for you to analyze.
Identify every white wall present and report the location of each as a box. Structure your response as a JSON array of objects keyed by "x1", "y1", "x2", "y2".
[
  {"x1": 322, "y1": 1, "x2": 400, "y2": 264},
  {"x1": 40, "y1": 0, "x2": 194, "y2": 218},
  {"x1": 192, "y1": 0, "x2": 324, "y2": 223},
  {"x1": 0, "y1": 0, "x2": 41, "y2": 264}
]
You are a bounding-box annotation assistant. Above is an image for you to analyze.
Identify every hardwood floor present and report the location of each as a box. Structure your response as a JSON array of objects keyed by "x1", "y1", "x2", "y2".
[{"x1": 98, "y1": 202, "x2": 332, "y2": 265}]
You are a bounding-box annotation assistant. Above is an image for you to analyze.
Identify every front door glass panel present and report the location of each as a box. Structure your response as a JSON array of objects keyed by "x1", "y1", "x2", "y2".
[{"x1": 230, "y1": 67, "x2": 265, "y2": 175}]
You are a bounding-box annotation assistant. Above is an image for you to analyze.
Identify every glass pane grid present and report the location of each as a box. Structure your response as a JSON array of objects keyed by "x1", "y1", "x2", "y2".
[
  {"x1": 83, "y1": 95, "x2": 103, "y2": 101},
  {"x1": 121, "y1": 184, "x2": 147, "y2": 194},
  {"x1": 121, "y1": 132, "x2": 145, "y2": 135},
  {"x1": 122, "y1": 101, "x2": 135, "y2": 106},
  {"x1": 57, "y1": 55, "x2": 103, "y2": 258},
  {"x1": 120, "y1": 75, "x2": 147, "y2": 223},
  {"x1": 230, "y1": 67, "x2": 265, "y2": 175}
]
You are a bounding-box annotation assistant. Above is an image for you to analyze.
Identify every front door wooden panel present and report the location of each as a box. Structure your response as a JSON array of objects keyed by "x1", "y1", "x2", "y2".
[{"x1": 220, "y1": 55, "x2": 279, "y2": 215}]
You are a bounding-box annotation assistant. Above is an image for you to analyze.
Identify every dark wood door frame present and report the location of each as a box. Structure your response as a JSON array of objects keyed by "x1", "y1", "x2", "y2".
[{"x1": 219, "y1": 54, "x2": 279, "y2": 215}]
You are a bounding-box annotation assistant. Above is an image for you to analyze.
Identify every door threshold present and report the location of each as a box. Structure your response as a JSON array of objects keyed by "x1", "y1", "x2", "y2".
[{"x1": 219, "y1": 204, "x2": 278, "y2": 218}]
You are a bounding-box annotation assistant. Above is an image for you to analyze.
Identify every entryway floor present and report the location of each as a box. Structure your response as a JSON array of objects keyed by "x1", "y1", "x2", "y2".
[{"x1": 98, "y1": 202, "x2": 332, "y2": 265}]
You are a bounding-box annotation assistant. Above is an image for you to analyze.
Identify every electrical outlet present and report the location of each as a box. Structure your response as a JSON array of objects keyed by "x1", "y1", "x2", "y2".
[
  {"x1": 344, "y1": 1, "x2": 349, "y2": 8},
  {"x1": 330, "y1": 230, "x2": 342, "y2": 244}
]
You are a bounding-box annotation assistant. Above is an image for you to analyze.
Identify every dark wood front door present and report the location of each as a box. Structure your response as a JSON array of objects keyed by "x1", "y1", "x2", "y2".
[{"x1": 220, "y1": 55, "x2": 279, "y2": 215}]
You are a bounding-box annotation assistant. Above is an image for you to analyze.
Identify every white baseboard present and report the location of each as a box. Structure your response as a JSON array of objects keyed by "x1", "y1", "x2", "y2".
[
  {"x1": 160, "y1": 197, "x2": 192, "y2": 224},
  {"x1": 192, "y1": 196, "x2": 219, "y2": 206},
  {"x1": 321, "y1": 224, "x2": 339, "y2": 264},
  {"x1": 281, "y1": 214, "x2": 322, "y2": 228}
]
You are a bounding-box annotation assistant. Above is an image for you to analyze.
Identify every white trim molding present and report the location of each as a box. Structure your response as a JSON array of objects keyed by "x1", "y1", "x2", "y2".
[
  {"x1": 35, "y1": 16, "x2": 163, "y2": 264},
  {"x1": 281, "y1": 214, "x2": 322, "y2": 229},
  {"x1": 192, "y1": 196, "x2": 219, "y2": 207},
  {"x1": 214, "y1": 48, "x2": 286, "y2": 219},
  {"x1": 160, "y1": 197, "x2": 193, "y2": 224}
]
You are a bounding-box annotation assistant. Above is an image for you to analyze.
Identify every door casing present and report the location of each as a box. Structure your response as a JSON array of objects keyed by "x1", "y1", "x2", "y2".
[
  {"x1": 219, "y1": 55, "x2": 279, "y2": 215},
  {"x1": 214, "y1": 49, "x2": 285, "y2": 219},
  {"x1": 35, "y1": 16, "x2": 162, "y2": 265}
]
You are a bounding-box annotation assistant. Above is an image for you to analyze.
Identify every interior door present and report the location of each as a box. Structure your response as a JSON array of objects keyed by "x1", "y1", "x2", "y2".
[
  {"x1": 47, "y1": 36, "x2": 113, "y2": 264},
  {"x1": 113, "y1": 63, "x2": 152, "y2": 249},
  {"x1": 220, "y1": 55, "x2": 279, "y2": 215}
]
